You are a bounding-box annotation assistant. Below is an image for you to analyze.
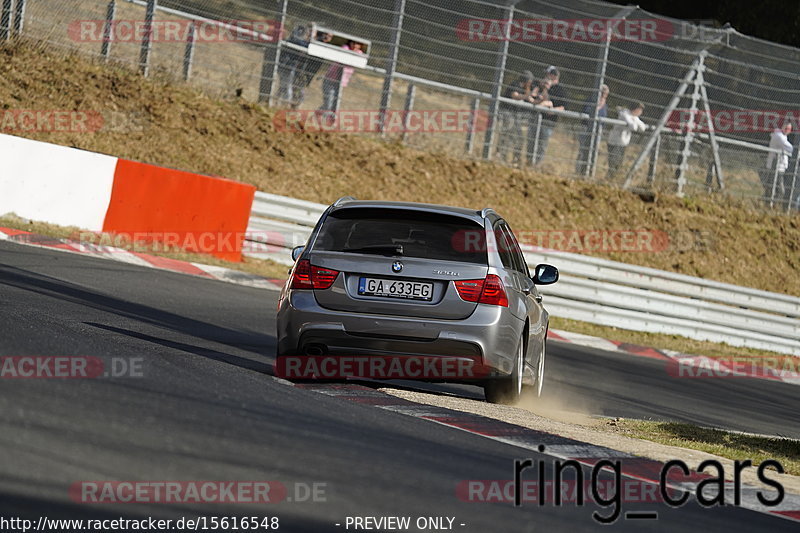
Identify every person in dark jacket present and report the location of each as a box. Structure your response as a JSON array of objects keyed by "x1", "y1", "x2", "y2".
[
  {"x1": 497, "y1": 70, "x2": 536, "y2": 166},
  {"x1": 276, "y1": 25, "x2": 311, "y2": 108},
  {"x1": 291, "y1": 30, "x2": 333, "y2": 109},
  {"x1": 528, "y1": 65, "x2": 567, "y2": 165}
]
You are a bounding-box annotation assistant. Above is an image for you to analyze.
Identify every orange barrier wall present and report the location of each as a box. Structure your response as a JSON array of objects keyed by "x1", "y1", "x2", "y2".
[{"x1": 103, "y1": 159, "x2": 256, "y2": 262}]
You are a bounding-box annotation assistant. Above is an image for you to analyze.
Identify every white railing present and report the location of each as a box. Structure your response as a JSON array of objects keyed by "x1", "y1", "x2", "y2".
[{"x1": 246, "y1": 192, "x2": 800, "y2": 356}]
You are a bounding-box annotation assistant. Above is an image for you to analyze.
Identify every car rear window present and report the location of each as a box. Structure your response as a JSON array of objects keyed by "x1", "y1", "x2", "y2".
[{"x1": 313, "y1": 208, "x2": 488, "y2": 264}]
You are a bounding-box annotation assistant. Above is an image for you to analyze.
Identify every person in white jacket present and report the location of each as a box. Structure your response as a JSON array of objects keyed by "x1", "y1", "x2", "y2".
[
  {"x1": 762, "y1": 122, "x2": 794, "y2": 204},
  {"x1": 606, "y1": 102, "x2": 647, "y2": 180}
]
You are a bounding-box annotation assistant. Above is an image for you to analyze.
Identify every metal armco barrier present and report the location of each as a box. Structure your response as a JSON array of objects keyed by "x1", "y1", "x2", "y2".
[{"x1": 246, "y1": 192, "x2": 800, "y2": 356}]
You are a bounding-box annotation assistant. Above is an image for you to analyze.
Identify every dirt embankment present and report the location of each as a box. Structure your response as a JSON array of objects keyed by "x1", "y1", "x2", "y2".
[{"x1": 2, "y1": 42, "x2": 798, "y2": 295}]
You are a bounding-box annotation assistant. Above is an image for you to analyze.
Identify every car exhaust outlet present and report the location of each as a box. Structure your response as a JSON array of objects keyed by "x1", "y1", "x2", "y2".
[{"x1": 304, "y1": 344, "x2": 327, "y2": 356}]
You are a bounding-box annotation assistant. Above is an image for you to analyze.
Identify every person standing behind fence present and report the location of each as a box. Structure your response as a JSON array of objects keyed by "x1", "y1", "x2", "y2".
[
  {"x1": 575, "y1": 84, "x2": 609, "y2": 175},
  {"x1": 532, "y1": 78, "x2": 553, "y2": 107},
  {"x1": 762, "y1": 122, "x2": 794, "y2": 206},
  {"x1": 528, "y1": 65, "x2": 567, "y2": 166},
  {"x1": 523, "y1": 78, "x2": 554, "y2": 164},
  {"x1": 318, "y1": 41, "x2": 364, "y2": 123},
  {"x1": 497, "y1": 70, "x2": 535, "y2": 166},
  {"x1": 277, "y1": 25, "x2": 311, "y2": 108},
  {"x1": 292, "y1": 31, "x2": 333, "y2": 109},
  {"x1": 606, "y1": 102, "x2": 646, "y2": 180}
]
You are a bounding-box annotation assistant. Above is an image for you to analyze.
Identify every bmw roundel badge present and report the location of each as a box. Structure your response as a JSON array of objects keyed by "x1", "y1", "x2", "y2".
[{"x1": 391, "y1": 261, "x2": 403, "y2": 273}]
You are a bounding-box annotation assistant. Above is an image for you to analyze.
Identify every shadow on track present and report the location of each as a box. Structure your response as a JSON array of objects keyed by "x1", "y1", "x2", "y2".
[{"x1": 0, "y1": 264, "x2": 272, "y2": 358}]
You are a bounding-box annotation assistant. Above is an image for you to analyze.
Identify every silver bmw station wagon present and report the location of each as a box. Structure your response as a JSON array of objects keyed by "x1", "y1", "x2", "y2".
[{"x1": 276, "y1": 197, "x2": 558, "y2": 404}]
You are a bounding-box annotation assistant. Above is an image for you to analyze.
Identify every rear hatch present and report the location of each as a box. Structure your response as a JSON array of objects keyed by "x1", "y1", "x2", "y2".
[{"x1": 308, "y1": 207, "x2": 488, "y2": 320}]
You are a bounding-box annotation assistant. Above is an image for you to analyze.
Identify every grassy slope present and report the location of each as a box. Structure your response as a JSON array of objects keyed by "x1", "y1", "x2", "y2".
[{"x1": 1, "y1": 41, "x2": 799, "y2": 296}]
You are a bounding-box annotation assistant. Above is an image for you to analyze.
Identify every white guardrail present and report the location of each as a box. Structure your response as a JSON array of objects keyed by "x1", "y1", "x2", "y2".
[{"x1": 246, "y1": 192, "x2": 800, "y2": 356}]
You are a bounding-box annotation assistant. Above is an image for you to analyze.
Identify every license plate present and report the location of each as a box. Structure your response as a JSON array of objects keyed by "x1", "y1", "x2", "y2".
[{"x1": 358, "y1": 277, "x2": 433, "y2": 301}]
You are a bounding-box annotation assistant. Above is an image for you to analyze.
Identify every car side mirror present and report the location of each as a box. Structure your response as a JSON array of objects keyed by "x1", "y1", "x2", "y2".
[
  {"x1": 532, "y1": 263, "x2": 559, "y2": 285},
  {"x1": 291, "y1": 245, "x2": 305, "y2": 262}
]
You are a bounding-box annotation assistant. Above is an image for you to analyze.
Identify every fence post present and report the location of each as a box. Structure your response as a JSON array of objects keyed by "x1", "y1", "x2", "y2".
[
  {"x1": 589, "y1": 122, "x2": 603, "y2": 179},
  {"x1": 400, "y1": 83, "x2": 415, "y2": 143},
  {"x1": 788, "y1": 149, "x2": 800, "y2": 213},
  {"x1": 482, "y1": 1, "x2": 517, "y2": 160},
  {"x1": 585, "y1": 35, "x2": 609, "y2": 177},
  {"x1": 464, "y1": 97, "x2": 480, "y2": 155},
  {"x1": 335, "y1": 73, "x2": 344, "y2": 113},
  {"x1": 258, "y1": 0, "x2": 288, "y2": 104},
  {"x1": 379, "y1": 0, "x2": 406, "y2": 134},
  {"x1": 11, "y1": 0, "x2": 22, "y2": 35},
  {"x1": 0, "y1": 0, "x2": 13, "y2": 41},
  {"x1": 529, "y1": 113, "x2": 542, "y2": 165},
  {"x1": 183, "y1": 22, "x2": 196, "y2": 81},
  {"x1": 770, "y1": 158, "x2": 780, "y2": 209},
  {"x1": 647, "y1": 132, "x2": 661, "y2": 183},
  {"x1": 586, "y1": 5, "x2": 635, "y2": 177},
  {"x1": 138, "y1": 0, "x2": 156, "y2": 76},
  {"x1": 101, "y1": 0, "x2": 116, "y2": 60}
]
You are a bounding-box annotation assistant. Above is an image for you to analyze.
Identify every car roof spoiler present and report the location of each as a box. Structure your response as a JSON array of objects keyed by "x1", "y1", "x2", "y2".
[{"x1": 333, "y1": 196, "x2": 357, "y2": 206}]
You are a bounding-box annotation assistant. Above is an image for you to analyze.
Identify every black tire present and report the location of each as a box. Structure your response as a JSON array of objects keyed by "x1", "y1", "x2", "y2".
[{"x1": 484, "y1": 339, "x2": 525, "y2": 405}]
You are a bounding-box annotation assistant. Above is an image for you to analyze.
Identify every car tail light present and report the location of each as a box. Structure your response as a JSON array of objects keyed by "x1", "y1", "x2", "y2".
[
  {"x1": 311, "y1": 265, "x2": 339, "y2": 289},
  {"x1": 290, "y1": 259, "x2": 339, "y2": 290},
  {"x1": 454, "y1": 274, "x2": 508, "y2": 307},
  {"x1": 454, "y1": 279, "x2": 483, "y2": 302},
  {"x1": 478, "y1": 274, "x2": 508, "y2": 307},
  {"x1": 290, "y1": 260, "x2": 313, "y2": 289}
]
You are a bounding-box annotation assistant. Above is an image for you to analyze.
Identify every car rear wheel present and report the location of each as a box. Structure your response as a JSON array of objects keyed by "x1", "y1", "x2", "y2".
[{"x1": 483, "y1": 338, "x2": 524, "y2": 405}]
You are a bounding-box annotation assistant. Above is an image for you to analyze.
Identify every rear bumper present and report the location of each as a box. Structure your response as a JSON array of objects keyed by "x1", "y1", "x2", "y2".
[{"x1": 276, "y1": 290, "x2": 523, "y2": 378}]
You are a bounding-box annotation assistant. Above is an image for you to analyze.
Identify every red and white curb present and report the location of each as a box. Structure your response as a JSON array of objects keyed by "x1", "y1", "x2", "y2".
[
  {"x1": 548, "y1": 329, "x2": 800, "y2": 386},
  {"x1": 0, "y1": 227, "x2": 283, "y2": 291},
  {"x1": 299, "y1": 383, "x2": 800, "y2": 524}
]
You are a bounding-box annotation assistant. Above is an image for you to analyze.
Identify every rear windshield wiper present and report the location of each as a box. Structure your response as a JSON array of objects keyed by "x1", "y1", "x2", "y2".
[{"x1": 341, "y1": 244, "x2": 404, "y2": 256}]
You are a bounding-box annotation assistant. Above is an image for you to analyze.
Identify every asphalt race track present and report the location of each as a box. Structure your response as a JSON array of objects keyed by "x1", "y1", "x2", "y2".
[
  {"x1": 1, "y1": 240, "x2": 798, "y2": 531},
  {"x1": 398, "y1": 344, "x2": 800, "y2": 440}
]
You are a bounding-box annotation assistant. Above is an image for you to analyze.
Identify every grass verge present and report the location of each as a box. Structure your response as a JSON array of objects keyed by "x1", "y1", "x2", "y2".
[
  {"x1": 549, "y1": 316, "x2": 798, "y2": 368},
  {"x1": 605, "y1": 418, "x2": 800, "y2": 476}
]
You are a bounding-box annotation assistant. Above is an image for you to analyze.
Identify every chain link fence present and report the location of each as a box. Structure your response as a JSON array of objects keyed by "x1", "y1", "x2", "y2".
[{"x1": 4, "y1": 0, "x2": 800, "y2": 212}]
